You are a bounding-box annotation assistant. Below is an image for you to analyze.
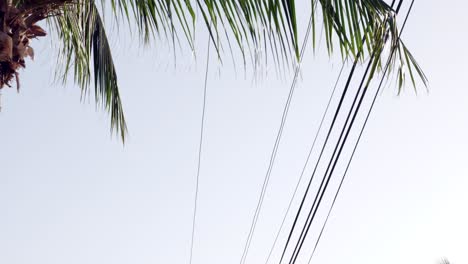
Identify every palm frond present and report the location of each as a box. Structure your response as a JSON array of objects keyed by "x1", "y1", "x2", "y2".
[
  {"x1": 17, "y1": 0, "x2": 425, "y2": 142},
  {"x1": 103, "y1": 0, "x2": 424, "y2": 87},
  {"x1": 51, "y1": 1, "x2": 126, "y2": 141}
]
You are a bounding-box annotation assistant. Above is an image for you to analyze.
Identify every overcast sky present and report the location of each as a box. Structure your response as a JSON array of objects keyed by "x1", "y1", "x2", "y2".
[{"x1": 1, "y1": 1, "x2": 467, "y2": 264}]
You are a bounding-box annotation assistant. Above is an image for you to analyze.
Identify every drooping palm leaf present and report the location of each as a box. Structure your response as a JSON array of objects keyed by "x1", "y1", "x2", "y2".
[
  {"x1": 52, "y1": 1, "x2": 127, "y2": 141},
  {"x1": 2, "y1": 0, "x2": 426, "y2": 142}
]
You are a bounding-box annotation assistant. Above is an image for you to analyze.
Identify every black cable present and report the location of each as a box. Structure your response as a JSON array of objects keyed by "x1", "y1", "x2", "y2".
[
  {"x1": 277, "y1": 34, "x2": 366, "y2": 264},
  {"x1": 271, "y1": 4, "x2": 391, "y2": 263},
  {"x1": 288, "y1": 3, "x2": 405, "y2": 263},
  {"x1": 239, "y1": 14, "x2": 314, "y2": 264},
  {"x1": 307, "y1": 1, "x2": 415, "y2": 262},
  {"x1": 289, "y1": 49, "x2": 377, "y2": 264},
  {"x1": 264, "y1": 63, "x2": 345, "y2": 264},
  {"x1": 189, "y1": 38, "x2": 211, "y2": 264},
  {"x1": 279, "y1": 2, "x2": 401, "y2": 262}
]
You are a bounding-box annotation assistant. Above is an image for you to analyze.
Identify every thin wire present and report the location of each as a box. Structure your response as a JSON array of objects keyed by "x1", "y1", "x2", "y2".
[
  {"x1": 264, "y1": 63, "x2": 345, "y2": 264},
  {"x1": 280, "y1": 2, "x2": 401, "y2": 262},
  {"x1": 277, "y1": 40, "x2": 364, "y2": 264},
  {"x1": 189, "y1": 38, "x2": 211, "y2": 264},
  {"x1": 289, "y1": 49, "x2": 377, "y2": 264},
  {"x1": 307, "y1": 1, "x2": 415, "y2": 262},
  {"x1": 288, "y1": 3, "x2": 405, "y2": 263},
  {"x1": 239, "y1": 14, "x2": 314, "y2": 264}
]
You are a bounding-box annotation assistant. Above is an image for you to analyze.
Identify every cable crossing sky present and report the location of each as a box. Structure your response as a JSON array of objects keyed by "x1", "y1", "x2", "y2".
[
  {"x1": 272, "y1": 2, "x2": 423, "y2": 264},
  {"x1": 187, "y1": 1, "x2": 421, "y2": 263}
]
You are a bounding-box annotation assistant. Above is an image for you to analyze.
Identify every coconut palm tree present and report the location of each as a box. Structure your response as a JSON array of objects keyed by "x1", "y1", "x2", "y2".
[{"x1": 0, "y1": 0, "x2": 426, "y2": 141}]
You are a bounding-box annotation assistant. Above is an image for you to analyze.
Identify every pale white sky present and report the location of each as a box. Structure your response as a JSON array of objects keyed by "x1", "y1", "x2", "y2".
[{"x1": 1, "y1": 1, "x2": 467, "y2": 264}]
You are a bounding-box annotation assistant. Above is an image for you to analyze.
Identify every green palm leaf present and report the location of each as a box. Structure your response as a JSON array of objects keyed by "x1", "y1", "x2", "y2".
[
  {"x1": 52, "y1": 1, "x2": 127, "y2": 141},
  {"x1": 2, "y1": 0, "x2": 426, "y2": 142}
]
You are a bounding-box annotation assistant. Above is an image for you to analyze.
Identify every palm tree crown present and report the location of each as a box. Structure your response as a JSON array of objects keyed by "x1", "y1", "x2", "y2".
[{"x1": 0, "y1": 0, "x2": 426, "y2": 141}]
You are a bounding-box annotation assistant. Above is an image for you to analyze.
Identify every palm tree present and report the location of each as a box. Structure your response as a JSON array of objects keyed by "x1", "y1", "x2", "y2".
[{"x1": 0, "y1": 0, "x2": 426, "y2": 141}]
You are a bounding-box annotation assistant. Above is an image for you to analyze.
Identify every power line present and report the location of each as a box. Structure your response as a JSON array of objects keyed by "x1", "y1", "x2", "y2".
[
  {"x1": 287, "y1": 3, "x2": 407, "y2": 264},
  {"x1": 277, "y1": 38, "x2": 365, "y2": 264},
  {"x1": 239, "y1": 13, "x2": 315, "y2": 264},
  {"x1": 264, "y1": 3, "x2": 397, "y2": 261},
  {"x1": 279, "y1": 2, "x2": 401, "y2": 263},
  {"x1": 289, "y1": 49, "x2": 378, "y2": 264},
  {"x1": 189, "y1": 38, "x2": 211, "y2": 264},
  {"x1": 307, "y1": 1, "x2": 416, "y2": 262},
  {"x1": 264, "y1": 63, "x2": 346, "y2": 264}
]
